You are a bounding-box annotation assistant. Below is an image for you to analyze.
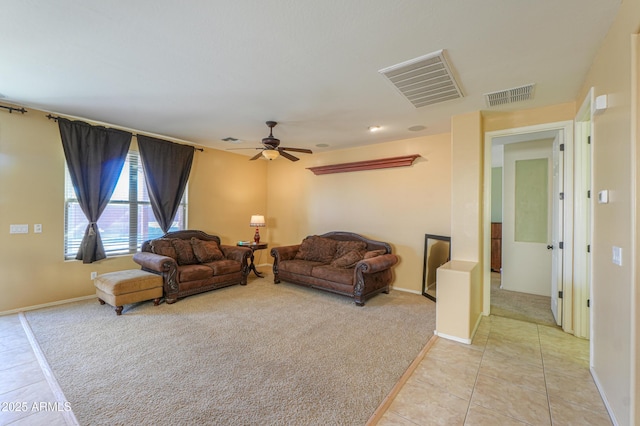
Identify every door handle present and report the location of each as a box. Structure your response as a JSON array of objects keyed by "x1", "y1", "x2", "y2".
[{"x1": 547, "y1": 245, "x2": 554, "y2": 250}]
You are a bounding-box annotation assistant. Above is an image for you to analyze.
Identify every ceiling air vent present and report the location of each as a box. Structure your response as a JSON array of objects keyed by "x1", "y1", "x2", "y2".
[
  {"x1": 485, "y1": 84, "x2": 535, "y2": 107},
  {"x1": 379, "y1": 50, "x2": 463, "y2": 108}
]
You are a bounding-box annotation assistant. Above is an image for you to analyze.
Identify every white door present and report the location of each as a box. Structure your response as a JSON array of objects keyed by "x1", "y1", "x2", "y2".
[
  {"x1": 502, "y1": 139, "x2": 554, "y2": 296},
  {"x1": 550, "y1": 135, "x2": 564, "y2": 325}
]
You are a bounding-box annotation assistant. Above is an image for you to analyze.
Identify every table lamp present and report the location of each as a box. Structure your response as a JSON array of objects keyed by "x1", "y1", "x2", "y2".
[{"x1": 250, "y1": 215, "x2": 265, "y2": 243}]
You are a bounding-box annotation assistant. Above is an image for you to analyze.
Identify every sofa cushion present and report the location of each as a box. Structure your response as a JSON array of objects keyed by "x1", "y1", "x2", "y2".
[
  {"x1": 150, "y1": 238, "x2": 177, "y2": 259},
  {"x1": 294, "y1": 236, "x2": 338, "y2": 263},
  {"x1": 205, "y1": 259, "x2": 242, "y2": 275},
  {"x1": 172, "y1": 239, "x2": 198, "y2": 265},
  {"x1": 364, "y1": 249, "x2": 387, "y2": 259},
  {"x1": 279, "y1": 259, "x2": 324, "y2": 275},
  {"x1": 331, "y1": 240, "x2": 367, "y2": 268},
  {"x1": 311, "y1": 265, "x2": 354, "y2": 286},
  {"x1": 177, "y1": 264, "x2": 213, "y2": 282},
  {"x1": 191, "y1": 238, "x2": 225, "y2": 263}
]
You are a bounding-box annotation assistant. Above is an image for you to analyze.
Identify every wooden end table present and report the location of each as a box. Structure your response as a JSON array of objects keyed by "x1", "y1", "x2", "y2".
[{"x1": 238, "y1": 243, "x2": 268, "y2": 277}]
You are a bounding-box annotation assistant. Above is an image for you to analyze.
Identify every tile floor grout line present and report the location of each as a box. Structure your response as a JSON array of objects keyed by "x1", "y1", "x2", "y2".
[
  {"x1": 18, "y1": 312, "x2": 80, "y2": 426},
  {"x1": 536, "y1": 324, "x2": 555, "y2": 425},
  {"x1": 462, "y1": 319, "x2": 489, "y2": 425},
  {"x1": 468, "y1": 318, "x2": 551, "y2": 426}
]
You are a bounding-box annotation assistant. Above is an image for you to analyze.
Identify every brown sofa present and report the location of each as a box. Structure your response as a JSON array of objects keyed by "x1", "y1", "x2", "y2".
[
  {"x1": 132, "y1": 230, "x2": 251, "y2": 304},
  {"x1": 270, "y1": 231, "x2": 399, "y2": 306}
]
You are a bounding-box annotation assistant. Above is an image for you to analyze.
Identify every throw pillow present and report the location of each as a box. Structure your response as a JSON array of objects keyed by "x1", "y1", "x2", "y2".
[
  {"x1": 330, "y1": 240, "x2": 367, "y2": 268},
  {"x1": 294, "y1": 236, "x2": 338, "y2": 263},
  {"x1": 191, "y1": 238, "x2": 225, "y2": 263},
  {"x1": 363, "y1": 249, "x2": 387, "y2": 259},
  {"x1": 151, "y1": 238, "x2": 177, "y2": 259},
  {"x1": 330, "y1": 250, "x2": 365, "y2": 268},
  {"x1": 171, "y1": 238, "x2": 198, "y2": 265},
  {"x1": 333, "y1": 240, "x2": 367, "y2": 258}
]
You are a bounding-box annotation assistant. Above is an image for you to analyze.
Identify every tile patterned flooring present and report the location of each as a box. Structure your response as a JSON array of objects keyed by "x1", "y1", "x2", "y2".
[
  {"x1": 0, "y1": 314, "x2": 75, "y2": 426},
  {"x1": 1, "y1": 309, "x2": 611, "y2": 425},
  {"x1": 377, "y1": 315, "x2": 612, "y2": 426}
]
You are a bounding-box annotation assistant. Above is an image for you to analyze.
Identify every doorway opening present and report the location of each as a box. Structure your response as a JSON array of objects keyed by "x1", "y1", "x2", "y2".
[
  {"x1": 489, "y1": 130, "x2": 562, "y2": 327},
  {"x1": 483, "y1": 121, "x2": 575, "y2": 333}
]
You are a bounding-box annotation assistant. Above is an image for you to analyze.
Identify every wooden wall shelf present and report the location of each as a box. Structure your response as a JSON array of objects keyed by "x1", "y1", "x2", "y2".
[{"x1": 307, "y1": 154, "x2": 421, "y2": 175}]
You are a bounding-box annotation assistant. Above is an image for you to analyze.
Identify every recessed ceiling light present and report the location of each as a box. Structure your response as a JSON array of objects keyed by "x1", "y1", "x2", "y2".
[
  {"x1": 408, "y1": 125, "x2": 426, "y2": 132},
  {"x1": 316, "y1": 143, "x2": 329, "y2": 148},
  {"x1": 368, "y1": 126, "x2": 382, "y2": 132}
]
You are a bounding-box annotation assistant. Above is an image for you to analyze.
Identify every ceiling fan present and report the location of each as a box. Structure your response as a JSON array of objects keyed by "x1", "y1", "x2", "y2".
[{"x1": 229, "y1": 121, "x2": 313, "y2": 161}]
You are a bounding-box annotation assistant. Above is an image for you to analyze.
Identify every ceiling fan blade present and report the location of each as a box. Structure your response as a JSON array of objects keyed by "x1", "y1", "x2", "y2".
[
  {"x1": 249, "y1": 151, "x2": 264, "y2": 161},
  {"x1": 280, "y1": 147, "x2": 313, "y2": 154},
  {"x1": 227, "y1": 147, "x2": 262, "y2": 151},
  {"x1": 278, "y1": 150, "x2": 300, "y2": 162}
]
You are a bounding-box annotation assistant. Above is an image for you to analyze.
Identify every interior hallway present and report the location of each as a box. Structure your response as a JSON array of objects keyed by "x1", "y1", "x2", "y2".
[{"x1": 489, "y1": 271, "x2": 557, "y2": 327}]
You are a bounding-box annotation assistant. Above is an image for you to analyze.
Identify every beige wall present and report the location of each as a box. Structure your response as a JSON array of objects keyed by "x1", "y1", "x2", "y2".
[
  {"x1": 634, "y1": 32, "x2": 640, "y2": 426},
  {"x1": 0, "y1": 108, "x2": 266, "y2": 313},
  {"x1": 576, "y1": 1, "x2": 640, "y2": 424},
  {"x1": 451, "y1": 111, "x2": 483, "y2": 262},
  {"x1": 188, "y1": 146, "x2": 267, "y2": 244},
  {"x1": 266, "y1": 133, "x2": 452, "y2": 294},
  {"x1": 483, "y1": 102, "x2": 575, "y2": 133}
]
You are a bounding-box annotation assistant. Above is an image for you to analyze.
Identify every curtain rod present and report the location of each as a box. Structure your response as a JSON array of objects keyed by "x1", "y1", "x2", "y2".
[
  {"x1": 46, "y1": 114, "x2": 204, "y2": 152},
  {"x1": 1, "y1": 105, "x2": 27, "y2": 114}
]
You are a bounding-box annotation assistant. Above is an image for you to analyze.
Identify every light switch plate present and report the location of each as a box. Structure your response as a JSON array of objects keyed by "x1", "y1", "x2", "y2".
[
  {"x1": 612, "y1": 246, "x2": 622, "y2": 266},
  {"x1": 598, "y1": 190, "x2": 609, "y2": 204},
  {"x1": 9, "y1": 224, "x2": 29, "y2": 234}
]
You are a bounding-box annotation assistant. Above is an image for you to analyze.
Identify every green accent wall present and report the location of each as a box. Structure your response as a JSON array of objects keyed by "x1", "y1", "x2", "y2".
[
  {"x1": 514, "y1": 158, "x2": 548, "y2": 243},
  {"x1": 491, "y1": 167, "x2": 502, "y2": 223}
]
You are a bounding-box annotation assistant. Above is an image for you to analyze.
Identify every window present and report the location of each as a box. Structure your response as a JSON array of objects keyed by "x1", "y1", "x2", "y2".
[{"x1": 64, "y1": 150, "x2": 187, "y2": 259}]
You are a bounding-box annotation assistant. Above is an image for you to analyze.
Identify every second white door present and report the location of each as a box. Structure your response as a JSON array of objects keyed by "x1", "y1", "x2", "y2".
[{"x1": 502, "y1": 139, "x2": 554, "y2": 297}]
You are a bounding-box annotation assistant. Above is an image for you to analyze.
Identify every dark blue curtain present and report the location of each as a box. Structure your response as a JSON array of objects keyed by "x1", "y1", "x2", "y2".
[
  {"x1": 59, "y1": 118, "x2": 132, "y2": 263},
  {"x1": 137, "y1": 135, "x2": 194, "y2": 233}
]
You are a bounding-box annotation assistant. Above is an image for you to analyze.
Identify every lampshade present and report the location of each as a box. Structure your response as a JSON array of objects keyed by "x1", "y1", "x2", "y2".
[
  {"x1": 262, "y1": 150, "x2": 280, "y2": 160},
  {"x1": 250, "y1": 215, "x2": 265, "y2": 227}
]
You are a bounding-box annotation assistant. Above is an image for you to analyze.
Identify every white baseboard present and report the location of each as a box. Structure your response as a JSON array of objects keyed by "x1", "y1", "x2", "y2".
[
  {"x1": 391, "y1": 286, "x2": 422, "y2": 295},
  {"x1": 0, "y1": 295, "x2": 96, "y2": 316},
  {"x1": 434, "y1": 331, "x2": 472, "y2": 344},
  {"x1": 1, "y1": 283, "x2": 424, "y2": 316},
  {"x1": 590, "y1": 368, "x2": 619, "y2": 425}
]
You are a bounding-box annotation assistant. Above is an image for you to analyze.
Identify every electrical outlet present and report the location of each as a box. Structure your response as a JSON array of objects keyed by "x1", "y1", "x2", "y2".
[
  {"x1": 9, "y1": 224, "x2": 28, "y2": 234},
  {"x1": 91, "y1": 272, "x2": 97, "y2": 280},
  {"x1": 34, "y1": 224, "x2": 42, "y2": 233}
]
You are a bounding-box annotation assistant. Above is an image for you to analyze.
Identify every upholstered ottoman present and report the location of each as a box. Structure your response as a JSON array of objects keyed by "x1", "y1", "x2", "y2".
[{"x1": 94, "y1": 269, "x2": 163, "y2": 315}]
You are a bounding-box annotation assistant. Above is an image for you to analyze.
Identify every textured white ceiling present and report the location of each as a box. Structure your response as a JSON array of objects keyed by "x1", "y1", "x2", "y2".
[{"x1": 0, "y1": 1, "x2": 620, "y2": 154}]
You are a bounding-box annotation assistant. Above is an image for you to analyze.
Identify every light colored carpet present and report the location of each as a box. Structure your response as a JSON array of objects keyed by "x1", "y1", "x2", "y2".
[
  {"x1": 490, "y1": 272, "x2": 558, "y2": 327},
  {"x1": 24, "y1": 276, "x2": 435, "y2": 425}
]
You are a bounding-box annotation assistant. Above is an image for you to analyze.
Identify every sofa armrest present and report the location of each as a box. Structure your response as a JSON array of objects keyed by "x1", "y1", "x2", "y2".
[
  {"x1": 270, "y1": 245, "x2": 300, "y2": 284},
  {"x1": 132, "y1": 252, "x2": 179, "y2": 295},
  {"x1": 352, "y1": 253, "x2": 399, "y2": 305},
  {"x1": 270, "y1": 245, "x2": 301, "y2": 262},
  {"x1": 132, "y1": 251, "x2": 176, "y2": 273},
  {"x1": 220, "y1": 245, "x2": 251, "y2": 263},
  {"x1": 355, "y1": 253, "x2": 398, "y2": 274}
]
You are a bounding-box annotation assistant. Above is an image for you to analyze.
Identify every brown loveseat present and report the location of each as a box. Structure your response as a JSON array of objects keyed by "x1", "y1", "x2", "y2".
[
  {"x1": 270, "y1": 231, "x2": 399, "y2": 306},
  {"x1": 132, "y1": 230, "x2": 251, "y2": 304}
]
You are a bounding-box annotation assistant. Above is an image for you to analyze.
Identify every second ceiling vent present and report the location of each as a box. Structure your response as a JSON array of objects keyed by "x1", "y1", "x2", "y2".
[
  {"x1": 484, "y1": 84, "x2": 536, "y2": 107},
  {"x1": 379, "y1": 50, "x2": 463, "y2": 108}
]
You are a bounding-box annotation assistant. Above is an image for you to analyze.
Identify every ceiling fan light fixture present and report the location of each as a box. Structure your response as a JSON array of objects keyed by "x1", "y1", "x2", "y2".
[{"x1": 262, "y1": 150, "x2": 280, "y2": 160}]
